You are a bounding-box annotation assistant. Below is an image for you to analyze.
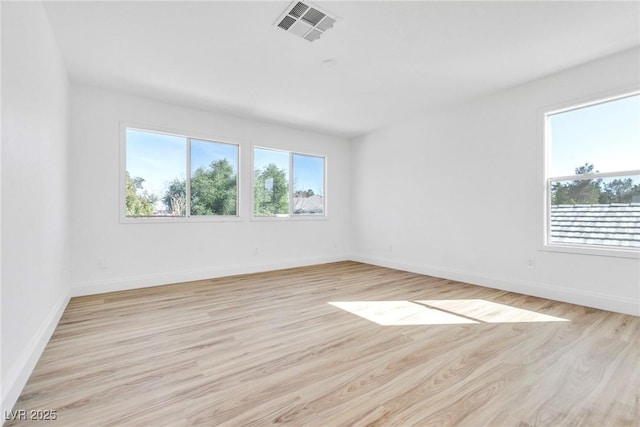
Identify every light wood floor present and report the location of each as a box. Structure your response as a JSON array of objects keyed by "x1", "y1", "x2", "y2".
[{"x1": 8, "y1": 261, "x2": 640, "y2": 426}]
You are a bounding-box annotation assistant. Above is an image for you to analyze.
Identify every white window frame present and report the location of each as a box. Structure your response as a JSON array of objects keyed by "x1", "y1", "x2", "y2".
[
  {"x1": 542, "y1": 91, "x2": 640, "y2": 258},
  {"x1": 251, "y1": 146, "x2": 327, "y2": 220},
  {"x1": 120, "y1": 123, "x2": 242, "y2": 223}
]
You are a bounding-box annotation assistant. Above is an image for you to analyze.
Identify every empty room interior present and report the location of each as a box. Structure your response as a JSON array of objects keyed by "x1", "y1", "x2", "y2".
[{"x1": 2, "y1": 1, "x2": 640, "y2": 425}]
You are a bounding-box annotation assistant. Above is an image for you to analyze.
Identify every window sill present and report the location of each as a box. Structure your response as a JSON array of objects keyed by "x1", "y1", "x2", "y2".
[{"x1": 540, "y1": 243, "x2": 640, "y2": 259}]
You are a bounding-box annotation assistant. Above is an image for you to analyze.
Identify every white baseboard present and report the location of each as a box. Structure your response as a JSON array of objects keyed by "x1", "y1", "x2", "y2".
[
  {"x1": 69, "y1": 253, "x2": 640, "y2": 314},
  {"x1": 351, "y1": 254, "x2": 640, "y2": 316},
  {"x1": 1, "y1": 290, "x2": 71, "y2": 420},
  {"x1": 71, "y1": 254, "x2": 350, "y2": 297}
]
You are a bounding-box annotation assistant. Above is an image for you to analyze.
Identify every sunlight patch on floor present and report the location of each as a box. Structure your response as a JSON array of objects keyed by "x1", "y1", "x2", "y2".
[
  {"x1": 328, "y1": 301, "x2": 477, "y2": 326},
  {"x1": 328, "y1": 299, "x2": 569, "y2": 326},
  {"x1": 418, "y1": 299, "x2": 569, "y2": 323}
]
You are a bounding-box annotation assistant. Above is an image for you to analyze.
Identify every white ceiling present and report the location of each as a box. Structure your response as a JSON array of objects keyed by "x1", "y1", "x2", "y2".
[{"x1": 43, "y1": 1, "x2": 640, "y2": 139}]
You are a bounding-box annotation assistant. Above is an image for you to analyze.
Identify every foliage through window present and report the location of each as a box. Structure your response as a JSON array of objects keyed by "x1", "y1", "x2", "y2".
[
  {"x1": 546, "y1": 93, "x2": 640, "y2": 249},
  {"x1": 254, "y1": 147, "x2": 325, "y2": 217},
  {"x1": 125, "y1": 128, "x2": 238, "y2": 218}
]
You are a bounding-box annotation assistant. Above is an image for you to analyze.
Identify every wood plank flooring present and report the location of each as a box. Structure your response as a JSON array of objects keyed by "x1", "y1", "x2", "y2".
[{"x1": 7, "y1": 261, "x2": 640, "y2": 426}]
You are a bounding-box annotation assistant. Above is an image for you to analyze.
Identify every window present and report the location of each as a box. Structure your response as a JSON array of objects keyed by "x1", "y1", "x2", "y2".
[
  {"x1": 253, "y1": 147, "x2": 325, "y2": 217},
  {"x1": 545, "y1": 93, "x2": 640, "y2": 250},
  {"x1": 124, "y1": 128, "x2": 239, "y2": 219}
]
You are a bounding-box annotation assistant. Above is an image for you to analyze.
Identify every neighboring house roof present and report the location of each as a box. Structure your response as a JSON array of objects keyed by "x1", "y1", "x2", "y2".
[
  {"x1": 293, "y1": 195, "x2": 324, "y2": 214},
  {"x1": 550, "y1": 203, "x2": 640, "y2": 248}
]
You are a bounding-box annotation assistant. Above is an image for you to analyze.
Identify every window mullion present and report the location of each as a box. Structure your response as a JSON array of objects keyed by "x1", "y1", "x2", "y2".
[
  {"x1": 289, "y1": 152, "x2": 294, "y2": 216},
  {"x1": 186, "y1": 138, "x2": 191, "y2": 217}
]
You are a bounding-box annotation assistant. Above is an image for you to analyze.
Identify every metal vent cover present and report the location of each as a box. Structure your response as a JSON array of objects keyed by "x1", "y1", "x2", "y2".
[
  {"x1": 277, "y1": 15, "x2": 296, "y2": 31},
  {"x1": 275, "y1": 1, "x2": 337, "y2": 42},
  {"x1": 289, "y1": 2, "x2": 309, "y2": 18}
]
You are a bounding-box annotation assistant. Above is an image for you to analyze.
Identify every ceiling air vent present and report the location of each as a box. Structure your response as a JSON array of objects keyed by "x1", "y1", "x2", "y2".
[{"x1": 275, "y1": 1, "x2": 337, "y2": 42}]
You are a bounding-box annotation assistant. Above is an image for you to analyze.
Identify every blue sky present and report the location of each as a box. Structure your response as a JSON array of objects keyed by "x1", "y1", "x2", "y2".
[
  {"x1": 293, "y1": 154, "x2": 324, "y2": 195},
  {"x1": 191, "y1": 139, "x2": 238, "y2": 174},
  {"x1": 129, "y1": 94, "x2": 637, "y2": 201},
  {"x1": 127, "y1": 130, "x2": 324, "y2": 199},
  {"x1": 126, "y1": 130, "x2": 239, "y2": 199},
  {"x1": 253, "y1": 147, "x2": 324, "y2": 195},
  {"x1": 126, "y1": 129, "x2": 186, "y2": 197},
  {"x1": 548, "y1": 94, "x2": 639, "y2": 177}
]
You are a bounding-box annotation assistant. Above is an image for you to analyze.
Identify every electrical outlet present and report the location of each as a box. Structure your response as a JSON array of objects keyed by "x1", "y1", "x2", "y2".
[{"x1": 527, "y1": 258, "x2": 535, "y2": 269}]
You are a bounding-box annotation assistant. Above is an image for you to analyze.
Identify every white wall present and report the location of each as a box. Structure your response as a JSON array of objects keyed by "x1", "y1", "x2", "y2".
[
  {"x1": 351, "y1": 48, "x2": 640, "y2": 316},
  {"x1": 69, "y1": 86, "x2": 351, "y2": 295},
  {"x1": 1, "y1": 1, "x2": 71, "y2": 415}
]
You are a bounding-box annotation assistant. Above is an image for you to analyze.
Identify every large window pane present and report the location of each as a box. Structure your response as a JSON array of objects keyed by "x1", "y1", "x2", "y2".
[
  {"x1": 190, "y1": 139, "x2": 238, "y2": 216},
  {"x1": 126, "y1": 129, "x2": 186, "y2": 217},
  {"x1": 293, "y1": 154, "x2": 324, "y2": 215},
  {"x1": 546, "y1": 93, "x2": 640, "y2": 250},
  {"x1": 254, "y1": 148, "x2": 290, "y2": 216}
]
